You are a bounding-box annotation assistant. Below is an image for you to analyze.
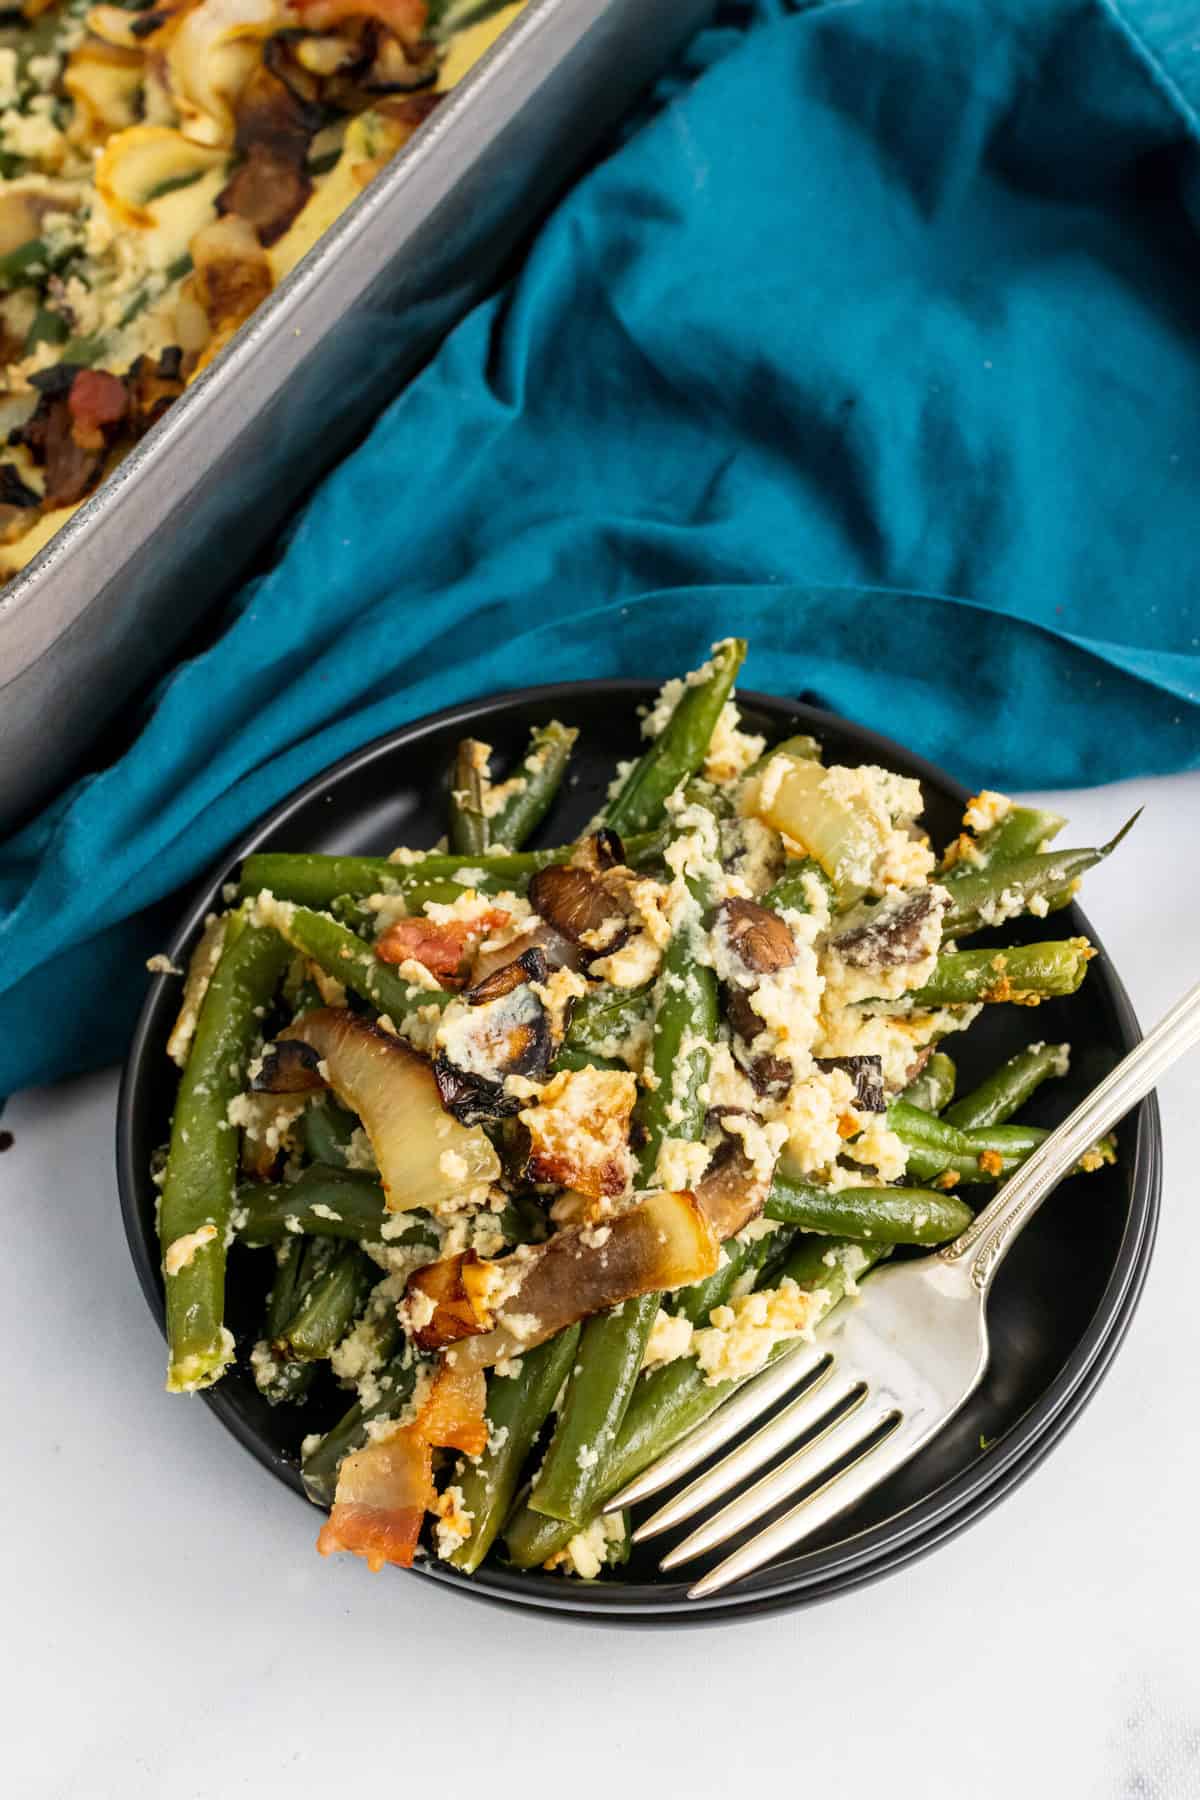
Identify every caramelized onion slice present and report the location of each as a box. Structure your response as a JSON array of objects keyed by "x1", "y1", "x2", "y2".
[
  {"x1": 468, "y1": 918, "x2": 585, "y2": 987},
  {"x1": 284, "y1": 1008, "x2": 498, "y2": 1211},
  {"x1": 413, "y1": 1191, "x2": 720, "y2": 1362}
]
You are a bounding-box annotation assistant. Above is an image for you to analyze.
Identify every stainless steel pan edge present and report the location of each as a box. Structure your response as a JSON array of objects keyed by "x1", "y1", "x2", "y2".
[{"x1": 0, "y1": 0, "x2": 716, "y2": 833}]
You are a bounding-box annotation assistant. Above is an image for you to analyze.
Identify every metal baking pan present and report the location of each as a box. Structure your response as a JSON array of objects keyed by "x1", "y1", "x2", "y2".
[{"x1": 0, "y1": 0, "x2": 714, "y2": 834}]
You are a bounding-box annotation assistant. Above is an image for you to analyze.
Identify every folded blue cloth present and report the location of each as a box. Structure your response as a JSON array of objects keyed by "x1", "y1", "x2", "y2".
[{"x1": 3, "y1": 0, "x2": 1199, "y2": 1096}]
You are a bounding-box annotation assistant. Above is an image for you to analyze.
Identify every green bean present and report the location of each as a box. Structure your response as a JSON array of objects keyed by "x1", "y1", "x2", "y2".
[
  {"x1": 529, "y1": 892, "x2": 720, "y2": 1524},
  {"x1": 254, "y1": 1237, "x2": 322, "y2": 1405},
  {"x1": 557, "y1": 983, "x2": 652, "y2": 1064},
  {"x1": 898, "y1": 1051, "x2": 957, "y2": 1114},
  {"x1": 903, "y1": 1121, "x2": 1115, "y2": 1186},
  {"x1": 446, "y1": 1325, "x2": 581, "y2": 1573},
  {"x1": 672, "y1": 1228, "x2": 786, "y2": 1326},
  {"x1": 159, "y1": 915, "x2": 289, "y2": 1392},
  {"x1": 762, "y1": 856, "x2": 835, "y2": 916},
  {"x1": 449, "y1": 738, "x2": 491, "y2": 857},
  {"x1": 237, "y1": 1165, "x2": 388, "y2": 1243},
  {"x1": 604, "y1": 639, "x2": 746, "y2": 835},
  {"x1": 765, "y1": 1177, "x2": 972, "y2": 1245},
  {"x1": 551, "y1": 1044, "x2": 624, "y2": 1074},
  {"x1": 489, "y1": 721, "x2": 578, "y2": 848},
  {"x1": 238, "y1": 832, "x2": 667, "y2": 907},
  {"x1": 300, "y1": 1094, "x2": 359, "y2": 1167},
  {"x1": 0, "y1": 237, "x2": 48, "y2": 289},
  {"x1": 301, "y1": 1352, "x2": 421, "y2": 1506},
  {"x1": 904, "y1": 939, "x2": 1094, "y2": 1007},
  {"x1": 281, "y1": 1245, "x2": 376, "y2": 1362},
  {"x1": 253, "y1": 899, "x2": 454, "y2": 1019},
  {"x1": 505, "y1": 1234, "x2": 887, "y2": 1568},
  {"x1": 939, "y1": 815, "x2": 1138, "y2": 939},
  {"x1": 944, "y1": 1043, "x2": 1069, "y2": 1129},
  {"x1": 975, "y1": 804, "x2": 1067, "y2": 864}
]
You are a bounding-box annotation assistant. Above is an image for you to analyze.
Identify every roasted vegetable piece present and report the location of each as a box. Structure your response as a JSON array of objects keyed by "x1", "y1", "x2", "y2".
[
  {"x1": 604, "y1": 637, "x2": 746, "y2": 835},
  {"x1": 406, "y1": 1189, "x2": 720, "y2": 1361},
  {"x1": 940, "y1": 801, "x2": 1066, "y2": 872},
  {"x1": 302, "y1": 1351, "x2": 421, "y2": 1507},
  {"x1": 253, "y1": 1236, "x2": 327, "y2": 1406},
  {"x1": 234, "y1": 1165, "x2": 439, "y2": 1246},
  {"x1": 937, "y1": 815, "x2": 1138, "y2": 939},
  {"x1": 282, "y1": 1008, "x2": 499, "y2": 1210},
  {"x1": 898, "y1": 1051, "x2": 957, "y2": 1114},
  {"x1": 528, "y1": 863, "x2": 631, "y2": 956},
  {"x1": 159, "y1": 916, "x2": 289, "y2": 1391}
]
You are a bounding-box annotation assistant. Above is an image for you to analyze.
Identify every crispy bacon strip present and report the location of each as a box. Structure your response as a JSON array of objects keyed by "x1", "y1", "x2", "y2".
[
  {"x1": 375, "y1": 909, "x2": 510, "y2": 987},
  {"x1": 317, "y1": 1357, "x2": 486, "y2": 1571},
  {"x1": 293, "y1": 0, "x2": 428, "y2": 40}
]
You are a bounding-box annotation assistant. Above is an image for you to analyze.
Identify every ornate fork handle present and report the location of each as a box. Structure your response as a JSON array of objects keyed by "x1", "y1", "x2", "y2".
[{"x1": 942, "y1": 978, "x2": 1200, "y2": 1292}]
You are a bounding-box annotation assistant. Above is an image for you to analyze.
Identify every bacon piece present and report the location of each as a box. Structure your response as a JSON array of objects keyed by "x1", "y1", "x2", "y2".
[
  {"x1": 317, "y1": 1356, "x2": 487, "y2": 1570},
  {"x1": 375, "y1": 908, "x2": 510, "y2": 987},
  {"x1": 293, "y1": 0, "x2": 427, "y2": 40},
  {"x1": 67, "y1": 369, "x2": 128, "y2": 451}
]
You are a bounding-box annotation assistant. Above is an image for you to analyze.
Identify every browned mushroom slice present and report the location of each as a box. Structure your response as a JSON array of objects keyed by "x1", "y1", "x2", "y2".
[
  {"x1": 216, "y1": 62, "x2": 319, "y2": 246},
  {"x1": 570, "y1": 828, "x2": 627, "y2": 874},
  {"x1": 408, "y1": 1190, "x2": 720, "y2": 1361},
  {"x1": 724, "y1": 986, "x2": 792, "y2": 1097},
  {"x1": 251, "y1": 1038, "x2": 327, "y2": 1094},
  {"x1": 528, "y1": 864, "x2": 631, "y2": 958},
  {"x1": 282, "y1": 1007, "x2": 498, "y2": 1210},
  {"x1": 814, "y1": 1055, "x2": 885, "y2": 1112},
  {"x1": 520, "y1": 1066, "x2": 637, "y2": 1200},
  {"x1": 830, "y1": 887, "x2": 947, "y2": 969},
  {"x1": 717, "y1": 898, "x2": 796, "y2": 978},
  {"x1": 693, "y1": 1136, "x2": 774, "y2": 1238},
  {"x1": 464, "y1": 946, "x2": 549, "y2": 1005},
  {"x1": 434, "y1": 968, "x2": 553, "y2": 1124}
]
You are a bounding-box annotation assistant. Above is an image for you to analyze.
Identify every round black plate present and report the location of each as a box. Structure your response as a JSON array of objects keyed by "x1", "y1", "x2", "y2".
[{"x1": 117, "y1": 683, "x2": 1160, "y2": 1623}]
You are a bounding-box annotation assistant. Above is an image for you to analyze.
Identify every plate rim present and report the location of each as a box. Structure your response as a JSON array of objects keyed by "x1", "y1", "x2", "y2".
[{"x1": 116, "y1": 678, "x2": 1162, "y2": 1623}]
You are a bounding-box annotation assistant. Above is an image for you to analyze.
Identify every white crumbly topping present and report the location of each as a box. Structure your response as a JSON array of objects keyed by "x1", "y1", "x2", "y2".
[
  {"x1": 703, "y1": 702, "x2": 766, "y2": 784},
  {"x1": 692, "y1": 1278, "x2": 822, "y2": 1385},
  {"x1": 777, "y1": 1067, "x2": 857, "y2": 1175},
  {"x1": 310, "y1": 1202, "x2": 342, "y2": 1222},
  {"x1": 963, "y1": 790, "x2": 1013, "y2": 834},
  {"x1": 840, "y1": 1116, "x2": 908, "y2": 1183},
  {"x1": 819, "y1": 888, "x2": 946, "y2": 1007},
  {"x1": 344, "y1": 1127, "x2": 378, "y2": 1173},
  {"x1": 163, "y1": 1222, "x2": 217, "y2": 1276},
  {"x1": 655, "y1": 1136, "x2": 711, "y2": 1193},
  {"x1": 546, "y1": 1512, "x2": 627, "y2": 1579},
  {"x1": 642, "y1": 1308, "x2": 695, "y2": 1369},
  {"x1": 433, "y1": 1485, "x2": 474, "y2": 1559},
  {"x1": 146, "y1": 953, "x2": 184, "y2": 976}
]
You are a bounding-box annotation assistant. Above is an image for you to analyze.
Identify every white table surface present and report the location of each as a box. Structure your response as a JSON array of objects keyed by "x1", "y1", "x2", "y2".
[{"x1": 4, "y1": 771, "x2": 1198, "y2": 1800}]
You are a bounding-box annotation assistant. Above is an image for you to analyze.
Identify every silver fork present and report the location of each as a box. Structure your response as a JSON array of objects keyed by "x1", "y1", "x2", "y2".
[{"x1": 606, "y1": 977, "x2": 1200, "y2": 1600}]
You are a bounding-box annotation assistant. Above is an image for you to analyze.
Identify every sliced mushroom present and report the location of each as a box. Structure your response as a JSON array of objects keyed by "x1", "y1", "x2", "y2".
[
  {"x1": 571, "y1": 828, "x2": 627, "y2": 874},
  {"x1": 693, "y1": 1136, "x2": 773, "y2": 1238},
  {"x1": 528, "y1": 864, "x2": 631, "y2": 958},
  {"x1": 814, "y1": 1054, "x2": 885, "y2": 1113},
  {"x1": 282, "y1": 1007, "x2": 499, "y2": 1210},
  {"x1": 718, "y1": 898, "x2": 796, "y2": 978},
  {"x1": 724, "y1": 986, "x2": 792, "y2": 1097},
  {"x1": 830, "y1": 887, "x2": 946, "y2": 969},
  {"x1": 251, "y1": 1038, "x2": 327, "y2": 1094},
  {"x1": 434, "y1": 961, "x2": 554, "y2": 1124},
  {"x1": 407, "y1": 1190, "x2": 720, "y2": 1363}
]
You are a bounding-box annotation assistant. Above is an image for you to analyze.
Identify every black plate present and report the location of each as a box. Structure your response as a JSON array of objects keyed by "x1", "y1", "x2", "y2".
[{"x1": 117, "y1": 682, "x2": 1161, "y2": 1623}]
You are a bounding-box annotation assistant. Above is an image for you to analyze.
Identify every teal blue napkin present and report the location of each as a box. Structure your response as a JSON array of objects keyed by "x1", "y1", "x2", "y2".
[{"x1": 3, "y1": 0, "x2": 1199, "y2": 1095}]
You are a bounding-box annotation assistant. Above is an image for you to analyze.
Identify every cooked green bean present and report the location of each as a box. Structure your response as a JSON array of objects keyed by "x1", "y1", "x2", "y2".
[
  {"x1": 898, "y1": 1051, "x2": 957, "y2": 1114},
  {"x1": 488, "y1": 721, "x2": 578, "y2": 848},
  {"x1": 449, "y1": 738, "x2": 491, "y2": 857},
  {"x1": 254, "y1": 1237, "x2": 324, "y2": 1405},
  {"x1": 236, "y1": 1166, "x2": 393, "y2": 1243},
  {"x1": 762, "y1": 856, "x2": 835, "y2": 915},
  {"x1": 939, "y1": 815, "x2": 1138, "y2": 939},
  {"x1": 974, "y1": 804, "x2": 1067, "y2": 864},
  {"x1": 765, "y1": 1177, "x2": 972, "y2": 1245},
  {"x1": 159, "y1": 915, "x2": 289, "y2": 1392},
  {"x1": 238, "y1": 831, "x2": 668, "y2": 907},
  {"x1": 944, "y1": 1042, "x2": 1069, "y2": 1129},
  {"x1": 447, "y1": 1325, "x2": 581, "y2": 1574},
  {"x1": 281, "y1": 1245, "x2": 376, "y2": 1362},
  {"x1": 904, "y1": 939, "x2": 1094, "y2": 1007},
  {"x1": 604, "y1": 638, "x2": 746, "y2": 835},
  {"x1": 300, "y1": 1094, "x2": 359, "y2": 1168},
  {"x1": 505, "y1": 1234, "x2": 887, "y2": 1569},
  {"x1": 557, "y1": 983, "x2": 652, "y2": 1064}
]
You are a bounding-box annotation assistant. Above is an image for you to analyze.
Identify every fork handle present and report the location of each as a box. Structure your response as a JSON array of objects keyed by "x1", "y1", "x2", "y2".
[{"x1": 941, "y1": 977, "x2": 1200, "y2": 1291}]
